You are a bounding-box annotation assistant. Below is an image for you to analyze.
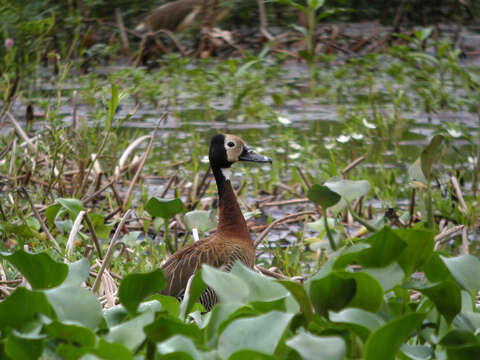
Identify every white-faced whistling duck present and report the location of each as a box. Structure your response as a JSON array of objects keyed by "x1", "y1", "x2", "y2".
[{"x1": 161, "y1": 134, "x2": 272, "y2": 310}]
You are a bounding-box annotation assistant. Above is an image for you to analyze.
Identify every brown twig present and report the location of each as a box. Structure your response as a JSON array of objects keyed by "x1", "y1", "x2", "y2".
[
  {"x1": 92, "y1": 209, "x2": 132, "y2": 292},
  {"x1": 115, "y1": 8, "x2": 130, "y2": 53},
  {"x1": 122, "y1": 113, "x2": 166, "y2": 209},
  {"x1": 450, "y1": 175, "x2": 468, "y2": 214},
  {"x1": 84, "y1": 213, "x2": 103, "y2": 260},
  {"x1": 342, "y1": 155, "x2": 366, "y2": 178},
  {"x1": 254, "y1": 210, "x2": 316, "y2": 248},
  {"x1": 434, "y1": 225, "x2": 465, "y2": 251}
]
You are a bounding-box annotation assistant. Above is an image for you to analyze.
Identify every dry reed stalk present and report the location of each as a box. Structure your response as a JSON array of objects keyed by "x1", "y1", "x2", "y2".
[
  {"x1": 460, "y1": 226, "x2": 469, "y2": 255},
  {"x1": 115, "y1": 135, "x2": 150, "y2": 180},
  {"x1": 260, "y1": 198, "x2": 309, "y2": 207},
  {"x1": 122, "y1": 114, "x2": 166, "y2": 209},
  {"x1": 254, "y1": 210, "x2": 317, "y2": 248},
  {"x1": 450, "y1": 175, "x2": 468, "y2": 214},
  {"x1": 342, "y1": 155, "x2": 366, "y2": 178},
  {"x1": 66, "y1": 210, "x2": 86, "y2": 256},
  {"x1": 84, "y1": 213, "x2": 103, "y2": 260},
  {"x1": 92, "y1": 209, "x2": 132, "y2": 292},
  {"x1": 434, "y1": 225, "x2": 465, "y2": 251}
]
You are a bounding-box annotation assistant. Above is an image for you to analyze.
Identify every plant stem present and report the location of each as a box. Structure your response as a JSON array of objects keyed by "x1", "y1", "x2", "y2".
[
  {"x1": 164, "y1": 219, "x2": 174, "y2": 254},
  {"x1": 323, "y1": 207, "x2": 336, "y2": 251},
  {"x1": 347, "y1": 202, "x2": 379, "y2": 233}
]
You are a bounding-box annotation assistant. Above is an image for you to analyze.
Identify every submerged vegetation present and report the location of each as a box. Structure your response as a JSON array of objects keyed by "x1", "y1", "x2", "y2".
[{"x1": 1, "y1": 0, "x2": 480, "y2": 359}]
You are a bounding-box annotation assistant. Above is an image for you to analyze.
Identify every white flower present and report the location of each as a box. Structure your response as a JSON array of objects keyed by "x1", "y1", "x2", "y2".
[
  {"x1": 276, "y1": 148, "x2": 286, "y2": 154},
  {"x1": 325, "y1": 141, "x2": 335, "y2": 150},
  {"x1": 277, "y1": 116, "x2": 292, "y2": 125},
  {"x1": 352, "y1": 133, "x2": 364, "y2": 140},
  {"x1": 336, "y1": 135, "x2": 351, "y2": 143},
  {"x1": 362, "y1": 118, "x2": 377, "y2": 129},
  {"x1": 201, "y1": 155, "x2": 209, "y2": 164},
  {"x1": 288, "y1": 153, "x2": 301, "y2": 160},
  {"x1": 447, "y1": 128, "x2": 462, "y2": 138}
]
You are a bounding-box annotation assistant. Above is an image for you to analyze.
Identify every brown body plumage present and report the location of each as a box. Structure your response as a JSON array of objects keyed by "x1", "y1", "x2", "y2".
[{"x1": 160, "y1": 134, "x2": 271, "y2": 310}]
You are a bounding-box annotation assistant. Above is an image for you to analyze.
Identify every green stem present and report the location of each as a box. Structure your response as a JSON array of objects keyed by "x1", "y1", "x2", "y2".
[
  {"x1": 164, "y1": 219, "x2": 174, "y2": 254},
  {"x1": 347, "y1": 202, "x2": 379, "y2": 233},
  {"x1": 323, "y1": 207, "x2": 336, "y2": 251},
  {"x1": 425, "y1": 182, "x2": 434, "y2": 229}
]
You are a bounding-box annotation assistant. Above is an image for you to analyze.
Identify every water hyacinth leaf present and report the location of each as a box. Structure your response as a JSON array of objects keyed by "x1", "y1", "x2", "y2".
[
  {"x1": 423, "y1": 253, "x2": 452, "y2": 283},
  {"x1": 147, "y1": 294, "x2": 180, "y2": 318},
  {"x1": 63, "y1": 258, "x2": 90, "y2": 286},
  {"x1": 0, "y1": 287, "x2": 54, "y2": 330},
  {"x1": 105, "y1": 309, "x2": 155, "y2": 351},
  {"x1": 45, "y1": 203, "x2": 62, "y2": 226},
  {"x1": 91, "y1": 339, "x2": 133, "y2": 360},
  {"x1": 394, "y1": 228, "x2": 434, "y2": 277},
  {"x1": 0, "y1": 250, "x2": 68, "y2": 289},
  {"x1": 103, "y1": 306, "x2": 129, "y2": 328},
  {"x1": 440, "y1": 329, "x2": 480, "y2": 359},
  {"x1": 230, "y1": 262, "x2": 289, "y2": 303},
  {"x1": 118, "y1": 268, "x2": 166, "y2": 314},
  {"x1": 5, "y1": 331, "x2": 45, "y2": 360},
  {"x1": 45, "y1": 321, "x2": 96, "y2": 347},
  {"x1": 286, "y1": 332, "x2": 345, "y2": 360},
  {"x1": 229, "y1": 350, "x2": 277, "y2": 360},
  {"x1": 183, "y1": 210, "x2": 217, "y2": 233},
  {"x1": 364, "y1": 312, "x2": 426, "y2": 360},
  {"x1": 324, "y1": 179, "x2": 370, "y2": 203},
  {"x1": 400, "y1": 344, "x2": 432, "y2": 360},
  {"x1": 145, "y1": 197, "x2": 183, "y2": 219},
  {"x1": 277, "y1": 280, "x2": 313, "y2": 322},
  {"x1": 202, "y1": 265, "x2": 249, "y2": 305},
  {"x1": 363, "y1": 262, "x2": 404, "y2": 292},
  {"x1": 332, "y1": 243, "x2": 371, "y2": 269},
  {"x1": 45, "y1": 285, "x2": 103, "y2": 330},
  {"x1": 307, "y1": 184, "x2": 341, "y2": 208},
  {"x1": 421, "y1": 135, "x2": 444, "y2": 181},
  {"x1": 307, "y1": 217, "x2": 336, "y2": 233},
  {"x1": 356, "y1": 226, "x2": 407, "y2": 267},
  {"x1": 180, "y1": 271, "x2": 207, "y2": 320},
  {"x1": 88, "y1": 213, "x2": 114, "y2": 240},
  {"x1": 217, "y1": 311, "x2": 294, "y2": 359},
  {"x1": 346, "y1": 271, "x2": 383, "y2": 312},
  {"x1": 307, "y1": 272, "x2": 356, "y2": 315},
  {"x1": 329, "y1": 308, "x2": 384, "y2": 340},
  {"x1": 410, "y1": 280, "x2": 461, "y2": 323},
  {"x1": 156, "y1": 335, "x2": 216, "y2": 360},
  {"x1": 441, "y1": 255, "x2": 480, "y2": 298},
  {"x1": 144, "y1": 312, "x2": 202, "y2": 343}
]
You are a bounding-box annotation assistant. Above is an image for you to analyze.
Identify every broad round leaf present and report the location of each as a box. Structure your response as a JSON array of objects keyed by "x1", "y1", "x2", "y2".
[
  {"x1": 184, "y1": 210, "x2": 217, "y2": 233},
  {"x1": 64, "y1": 258, "x2": 90, "y2": 286},
  {"x1": 286, "y1": 332, "x2": 345, "y2": 360},
  {"x1": 145, "y1": 197, "x2": 183, "y2": 219},
  {"x1": 0, "y1": 250, "x2": 68, "y2": 289},
  {"x1": 180, "y1": 271, "x2": 207, "y2": 320},
  {"x1": 45, "y1": 321, "x2": 96, "y2": 347},
  {"x1": 330, "y1": 308, "x2": 384, "y2": 340},
  {"x1": 105, "y1": 310, "x2": 155, "y2": 351},
  {"x1": 45, "y1": 285, "x2": 103, "y2": 330},
  {"x1": 217, "y1": 311, "x2": 294, "y2": 358},
  {"x1": 356, "y1": 226, "x2": 407, "y2": 267},
  {"x1": 307, "y1": 184, "x2": 341, "y2": 208},
  {"x1": 324, "y1": 179, "x2": 370, "y2": 203},
  {"x1": 364, "y1": 312, "x2": 426, "y2": 360},
  {"x1": 441, "y1": 255, "x2": 480, "y2": 298},
  {"x1": 144, "y1": 313, "x2": 202, "y2": 343},
  {"x1": 156, "y1": 335, "x2": 216, "y2": 360},
  {"x1": 5, "y1": 331, "x2": 45, "y2": 360},
  {"x1": 118, "y1": 268, "x2": 166, "y2": 314}
]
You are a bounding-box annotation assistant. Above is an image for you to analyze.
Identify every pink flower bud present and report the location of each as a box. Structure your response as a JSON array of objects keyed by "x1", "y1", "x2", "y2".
[{"x1": 4, "y1": 38, "x2": 14, "y2": 48}]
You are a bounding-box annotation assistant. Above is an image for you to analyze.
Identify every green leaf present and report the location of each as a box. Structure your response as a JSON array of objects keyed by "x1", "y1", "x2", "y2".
[
  {"x1": 330, "y1": 308, "x2": 384, "y2": 340},
  {"x1": 364, "y1": 312, "x2": 426, "y2": 360},
  {"x1": 420, "y1": 135, "x2": 444, "y2": 181},
  {"x1": 346, "y1": 271, "x2": 383, "y2": 312},
  {"x1": 202, "y1": 265, "x2": 249, "y2": 306},
  {"x1": 147, "y1": 294, "x2": 180, "y2": 318},
  {"x1": 307, "y1": 184, "x2": 341, "y2": 208},
  {"x1": 440, "y1": 329, "x2": 480, "y2": 360},
  {"x1": 0, "y1": 250, "x2": 68, "y2": 289},
  {"x1": 45, "y1": 203, "x2": 61, "y2": 226},
  {"x1": 45, "y1": 321, "x2": 96, "y2": 347},
  {"x1": 441, "y1": 255, "x2": 480, "y2": 298},
  {"x1": 180, "y1": 271, "x2": 207, "y2": 320},
  {"x1": 118, "y1": 269, "x2": 166, "y2": 314},
  {"x1": 324, "y1": 179, "x2": 370, "y2": 213},
  {"x1": 145, "y1": 197, "x2": 183, "y2": 219},
  {"x1": 45, "y1": 285, "x2": 103, "y2": 330},
  {"x1": 5, "y1": 331, "x2": 45, "y2": 360},
  {"x1": 89, "y1": 213, "x2": 114, "y2": 240},
  {"x1": 363, "y1": 262, "x2": 404, "y2": 292},
  {"x1": 183, "y1": 210, "x2": 217, "y2": 233},
  {"x1": 217, "y1": 311, "x2": 294, "y2": 358},
  {"x1": 400, "y1": 344, "x2": 432, "y2": 360},
  {"x1": 286, "y1": 332, "x2": 345, "y2": 360},
  {"x1": 307, "y1": 272, "x2": 355, "y2": 315},
  {"x1": 63, "y1": 258, "x2": 90, "y2": 286},
  {"x1": 395, "y1": 228, "x2": 434, "y2": 277},
  {"x1": 277, "y1": 280, "x2": 313, "y2": 322},
  {"x1": 144, "y1": 312, "x2": 202, "y2": 343},
  {"x1": 410, "y1": 280, "x2": 462, "y2": 323},
  {"x1": 228, "y1": 350, "x2": 277, "y2": 360},
  {"x1": 57, "y1": 198, "x2": 84, "y2": 219},
  {"x1": 0, "y1": 287, "x2": 54, "y2": 330},
  {"x1": 91, "y1": 338, "x2": 133, "y2": 360},
  {"x1": 357, "y1": 226, "x2": 407, "y2": 267},
  {"x1": 156, "y1": 335, "x2": 216, "y2": 360},
  {"x1": 408, "y1": 159, "x2": 427, "y2": 185},
  {"x1": 105, "y1": 309, "x2": 155, "y2": 351}
]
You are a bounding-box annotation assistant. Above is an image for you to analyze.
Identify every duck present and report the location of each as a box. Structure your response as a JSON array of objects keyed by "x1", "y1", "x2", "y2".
[{"x1": 160, "y1": 133, "x2": 271, "y2": 310}]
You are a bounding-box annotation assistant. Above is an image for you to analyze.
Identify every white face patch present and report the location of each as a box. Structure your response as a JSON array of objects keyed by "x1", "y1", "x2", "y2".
[{"x1": 220, "y1": 168, "x2": 231, "y2": 180}]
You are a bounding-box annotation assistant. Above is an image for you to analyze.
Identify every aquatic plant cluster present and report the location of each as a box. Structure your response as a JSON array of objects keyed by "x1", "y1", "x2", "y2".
[{"x1": 1, "y1": 0, "x2": 480, "y2": 358}]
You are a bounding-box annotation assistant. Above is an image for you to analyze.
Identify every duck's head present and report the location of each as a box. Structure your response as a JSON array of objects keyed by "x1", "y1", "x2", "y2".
[{"x1": 209, "y1": 134, "x2": 272, "y2": 170}]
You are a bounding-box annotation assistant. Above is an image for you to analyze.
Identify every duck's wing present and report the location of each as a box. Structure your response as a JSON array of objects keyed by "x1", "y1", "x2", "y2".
[{"x1": 160, "y1": 235, "x2": 226, "y2": 298}]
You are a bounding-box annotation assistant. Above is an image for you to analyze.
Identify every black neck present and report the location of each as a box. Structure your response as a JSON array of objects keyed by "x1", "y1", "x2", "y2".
[{"x1": 212, "y1": 166, "x2": 226, "y2": 202}]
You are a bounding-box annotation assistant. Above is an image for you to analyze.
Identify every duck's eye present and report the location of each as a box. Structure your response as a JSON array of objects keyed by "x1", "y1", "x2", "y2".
[{"x1": 227, "y1": 141, "x2": 235, "y2": 148}]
